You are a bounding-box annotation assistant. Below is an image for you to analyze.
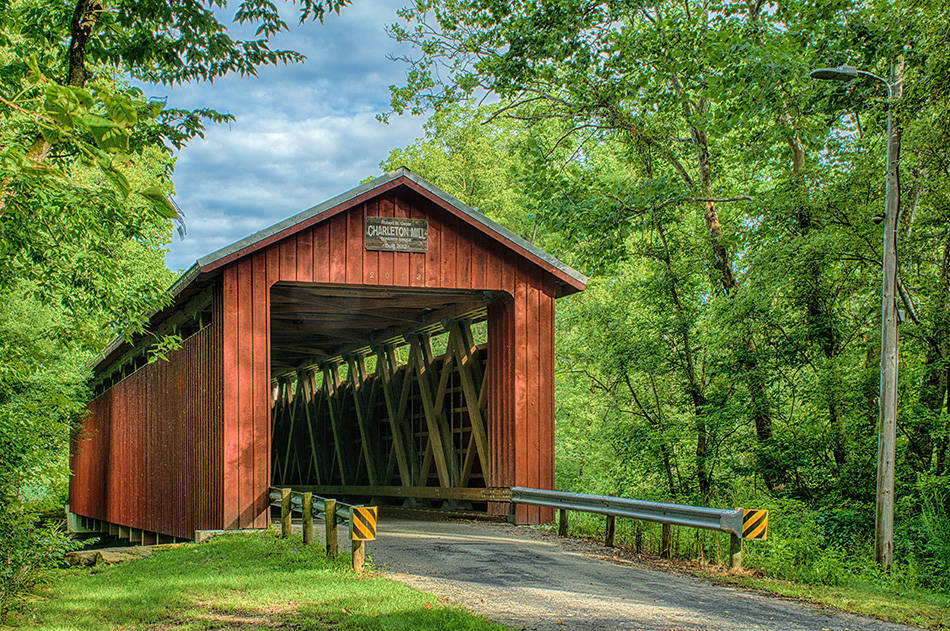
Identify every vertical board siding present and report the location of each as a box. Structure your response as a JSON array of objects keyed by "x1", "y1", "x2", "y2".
[
  {"x1": 69, "y1": 319, "x2": 223, "y2": 539},
  {"x1": 251, "y1": 251, "x2": 270, "y2": 527},
  {"x1": 74, "y1": 184, "x2": 567, "y2": 534}
]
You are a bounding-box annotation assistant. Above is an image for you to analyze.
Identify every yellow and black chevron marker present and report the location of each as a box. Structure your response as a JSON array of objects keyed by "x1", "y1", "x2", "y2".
[
  {"x1": 351, "y1": 506, "x2": 377, "y2": 541},
  {"x1": 742, "y1": 509, "x2": 768, "y2": 540}
]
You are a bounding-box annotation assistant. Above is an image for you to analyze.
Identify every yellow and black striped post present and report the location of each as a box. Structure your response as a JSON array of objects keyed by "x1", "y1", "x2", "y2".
[
  {"x1": 350, "y1": 506, "x2": 377, "y2": 573},
  {"x1": 728, "y1": 508, "x2": 770, "y2": 570},
  {"x1": 742, "y1": 509, "x2": 769, "y2": 540},
  {"x1": 351, "y1": 506, "x2": 377, "y2": 541}
]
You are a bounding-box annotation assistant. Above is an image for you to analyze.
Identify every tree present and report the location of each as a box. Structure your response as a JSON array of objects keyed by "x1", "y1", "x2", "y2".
[
  {"x1": 386, "y1": 0, "x2": 950, "y2": 540},
  {"x1": 380, "y1": 103, "x2": 538, "y2": 240},
  {"x1": 0, "y1": 0, "x2": 350, "y2": 619}
]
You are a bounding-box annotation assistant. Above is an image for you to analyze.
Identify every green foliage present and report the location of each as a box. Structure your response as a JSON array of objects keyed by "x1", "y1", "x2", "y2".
[
  {"x1": 383, "y1": 0, "x2": 950, "y2": 596},
  {"x1": 0, "y1": 0, "x2": 354, "y2": 622},
  {"x1": 743, "y1": 499, "x2": 848, "y2": 586},
  {"x1": 916, "y1": 475, "x2": 950, "y2": 591},
  {"x1": 381, "y1": 103, "x2": 541, "y2": 240},
  {"x1": 0, "y1": 506, "x2": 80, "y2": 619}
]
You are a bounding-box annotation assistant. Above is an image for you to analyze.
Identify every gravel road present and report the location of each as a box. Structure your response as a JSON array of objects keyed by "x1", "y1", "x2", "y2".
[{"x1": 369, "y1": 517, "x2": 921, "y2": 631}]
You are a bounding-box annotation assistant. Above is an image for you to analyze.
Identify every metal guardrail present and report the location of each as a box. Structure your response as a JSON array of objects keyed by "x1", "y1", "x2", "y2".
[
  {"x1": 268, "y1": 487, "x2": 377, "y2": 572},
  {"x1": 511, "y1": 487, "x2": 743, "y2": 535},
  {"x1": 511, "y1": 487, "x2": 766, "y2": 569}
]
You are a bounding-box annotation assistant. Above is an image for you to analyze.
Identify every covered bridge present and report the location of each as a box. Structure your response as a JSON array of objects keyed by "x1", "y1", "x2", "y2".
[{"x1": 68, "y1": 168, "x2": 587, "y2": 542}]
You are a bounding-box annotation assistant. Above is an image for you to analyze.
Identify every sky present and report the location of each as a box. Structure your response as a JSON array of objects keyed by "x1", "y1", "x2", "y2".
[{"x1": 149, "y1": 0, "x2": 428, "y2": 272}]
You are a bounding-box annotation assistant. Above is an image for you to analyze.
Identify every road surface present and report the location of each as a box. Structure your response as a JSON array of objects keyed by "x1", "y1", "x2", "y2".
[{"x1": 368, "y1": 517, "x2": 920, "y2": 631}]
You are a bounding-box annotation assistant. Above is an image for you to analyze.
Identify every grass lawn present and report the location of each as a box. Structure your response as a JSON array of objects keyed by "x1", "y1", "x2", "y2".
[
  {"x1": 701, "y1": 571, "x2": 950, "y2": 630},
  {"x1": 20, "y1": 532, "x2": 506, "y2": 630}
]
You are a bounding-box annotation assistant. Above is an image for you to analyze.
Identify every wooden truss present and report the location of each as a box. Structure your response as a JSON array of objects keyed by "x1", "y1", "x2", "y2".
[{"x1": 270, "y1": 319, "x2": 491, "y2": 501}]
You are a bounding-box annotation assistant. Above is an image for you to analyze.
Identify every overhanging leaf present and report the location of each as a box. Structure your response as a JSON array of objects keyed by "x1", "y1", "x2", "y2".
[{"x1": 139, "y1": 187, "x2": 179, "y2": 220}]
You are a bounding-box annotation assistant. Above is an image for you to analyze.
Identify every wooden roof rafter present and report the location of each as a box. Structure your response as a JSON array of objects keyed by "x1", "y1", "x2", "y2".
[{"x1": 269, "y1": 285, "x2": 501, "y2": 380}]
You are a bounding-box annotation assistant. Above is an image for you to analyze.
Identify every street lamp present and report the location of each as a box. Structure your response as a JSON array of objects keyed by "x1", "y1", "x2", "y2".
[{"x1": 810, "y1": 60, "x2": 904, "y2": 569}]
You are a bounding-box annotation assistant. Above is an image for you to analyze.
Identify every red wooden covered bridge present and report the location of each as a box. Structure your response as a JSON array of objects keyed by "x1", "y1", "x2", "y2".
[{"x1": 68, "y1": 168, "x2": 587, "y2": 542}]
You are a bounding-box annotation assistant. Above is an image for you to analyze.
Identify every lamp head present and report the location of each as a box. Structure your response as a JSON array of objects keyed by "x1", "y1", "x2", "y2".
[{"x1": 810, "y1": 65, "x2": 859, "y2": 81}]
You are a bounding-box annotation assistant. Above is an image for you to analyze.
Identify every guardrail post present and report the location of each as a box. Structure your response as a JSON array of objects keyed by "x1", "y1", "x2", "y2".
[
  {"x1": 605, "y1": 515, "x2": 616, "y2": 548},
  {"x1": 325, "y1": 499, "x2": 338, "y2": 557},
  {"x1": 280, "y1": 488, "x2": 292, "y2": 538},
  {"x1": 352, "y1": 539, "x2": 365, "y2": 573},
  {"x1": 660, "y1": 523, "x2": 673, "y2": 559},
  {"x1": 302, "y1": 492, "x2": 313, "y2": 545},
  {"x1": 558, "y1": 508, "x2": 569, "y2": 537},
  {"x1": 728, "y1": 533, "x2": 742, "y2": 569}
]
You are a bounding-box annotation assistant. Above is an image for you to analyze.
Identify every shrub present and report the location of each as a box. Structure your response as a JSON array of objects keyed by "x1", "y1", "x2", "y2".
[
  {"x1": 743, "y1": 498, "x2": 847, "y2": 586},
  {"x1": 0, "y1": 501, "x2": 80, "y2": 621}
]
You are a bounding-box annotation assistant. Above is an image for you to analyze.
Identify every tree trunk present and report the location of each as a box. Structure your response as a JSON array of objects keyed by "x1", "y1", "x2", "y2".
[
  {"x1": 914, "y1": 230, "x2": 950, "y2": 472},
  {"x1": 688, "y1": 114, "x2": 773, "y2": 491},
  {"x1": 27, "y1": 0, "x2": 101, "y2": 165},
  {"x1": 655, "y1": 216, "x2": 712, "y2": 500}
]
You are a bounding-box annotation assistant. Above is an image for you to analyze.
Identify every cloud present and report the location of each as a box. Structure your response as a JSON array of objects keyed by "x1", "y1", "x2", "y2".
[{"x1": 155, "y1": 0, "x2": 427, "y2": 271}]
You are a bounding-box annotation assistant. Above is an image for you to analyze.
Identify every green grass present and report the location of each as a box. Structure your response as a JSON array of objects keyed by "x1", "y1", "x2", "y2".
[
  {"x1": 550, "y1": 512, "x2": 950, "y2": 630},
  {"x1": 698, "y1": 570, "x2": 950, "y2": 630},
  {"x1": 18, "y1": 532, "x2": 506, "y2": 630}
]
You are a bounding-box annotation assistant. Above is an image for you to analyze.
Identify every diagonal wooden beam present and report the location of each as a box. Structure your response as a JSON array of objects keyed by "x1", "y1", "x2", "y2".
[
  {"x1": 281, "y1": 377, "x2": 302, "y2": 483},
  {"x1": 322, "y1": 364, "x2": 349, "y2": 485},
  {"x1": 423, "y1": 334, "x2": 462, "y2": 484},
  {"x1": 271, "y1": 380, "x2": 283, "y2": 482},
  {"x1": 347, "y1": 355, "x2": 380, "y2": 486},
  {"x1": 460, "y1": 430, "x2": 478, "y2": 486},
  {"x1": 301, "y1": 370, "x2": 322, "y2": 486},
  {"x1": 377, "y1": 346, "x2": 412, "y2": 486},
  {"x1": 312, "y1": 376, "x2": 332, "y2": 483},
  {"x1": 408, "y1": 335, "x2": 451, "y2": 487},
  {"x1": 449, "y1": 320, "x2": 490, "y2": 482},
  {"x1": 478, "y1": 362, "x2": 489, "y2": 412}
]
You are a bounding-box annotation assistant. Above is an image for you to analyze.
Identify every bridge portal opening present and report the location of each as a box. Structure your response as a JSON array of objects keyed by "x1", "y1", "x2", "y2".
[{"x1": 268, "y1": 283, "x2": 505, "y2": 514}]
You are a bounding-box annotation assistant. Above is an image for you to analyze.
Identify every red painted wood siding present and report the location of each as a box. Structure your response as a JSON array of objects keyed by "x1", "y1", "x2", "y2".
[
  {"x1": 220, "y1": 187, "x2": 558, "y2": 525},
  {"x1": 69, "y1": 300, "x2": 224, "y2": 539}
]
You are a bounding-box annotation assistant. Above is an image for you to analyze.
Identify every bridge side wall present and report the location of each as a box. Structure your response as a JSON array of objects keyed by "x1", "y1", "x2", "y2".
[{"x1": 69, "y1": 293, "x2": 224, "y2": 539}]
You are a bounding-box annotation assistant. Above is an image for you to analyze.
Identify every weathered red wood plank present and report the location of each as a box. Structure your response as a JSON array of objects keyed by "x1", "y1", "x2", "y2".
[
  {"x1": 407, "y1": 193, "x2": 425, "y2": 287},
  {"x1": 211, "y1": 283, "x2": 226, "y2": 532},
  {"x1": 279, "y1": 235, "x2": 297, "y2": 282},
  {"x1": 346, "y1": 200, "x2": 363, "y2": 284},
  {"x1": 328, "y1": 214, "x2": 346, "y2": 283},
  {"x1": 441, "y1": 213, "x2": 457, "y2": 288},
  {"x1": 313, "y1": 218, "x2": 330, "y2": 283},
  {"x1": 457, "y1": 230, "x2": 472, "y2": 289},
  {"x1": 265, "y1": 246, "x2": 280, "y2": 293},
  {"x1": 526, "y1": 266, "x2": 542, "y2": 524},
  {"x1": 471, "y1": 232, "x2": 487, "y2": 291},
  {"x1": 513, "y1": 257, "x2": 530, "y2": 524},
  {"x1": 237, "y1": 257, "x2": 255, "y2": 528},
  {"x1": 252, "y1": 251, "x2": 269, "y2": 528},
  {"x1": 539, "y1": 283, "x2": 556, "y2": 523},
  {"x1": 296, "y1": 228, "x2": 313, "y2": 282},
  {"x1": 425, "y1": 199, "x2": 441, "y2": 287}
]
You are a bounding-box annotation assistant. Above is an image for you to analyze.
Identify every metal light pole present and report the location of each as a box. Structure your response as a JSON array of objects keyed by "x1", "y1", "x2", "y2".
[{"x1": 810, "y1": 59, "x2": 903, "y2": 569}]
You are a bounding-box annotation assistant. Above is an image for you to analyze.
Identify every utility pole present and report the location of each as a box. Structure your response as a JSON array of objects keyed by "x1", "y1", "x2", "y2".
[
  {"x1": 876, "y1": 55, "x2": 903, "y2": 569},
  {"x1": 809, "y1": 54, "x2": 904, "y2": 569}
]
